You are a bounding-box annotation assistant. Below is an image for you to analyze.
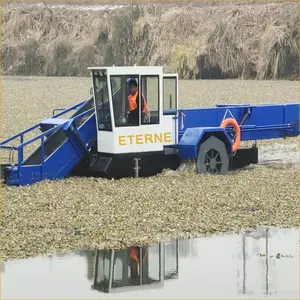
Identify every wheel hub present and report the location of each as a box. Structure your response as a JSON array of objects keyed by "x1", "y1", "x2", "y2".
[{"x1": 210, "y1": 157, "x2": 217, "y2": 169}]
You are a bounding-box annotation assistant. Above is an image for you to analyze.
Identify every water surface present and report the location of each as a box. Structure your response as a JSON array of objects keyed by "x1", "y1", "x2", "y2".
[{"x1": 1, "y1": 227, "x2": 298, "y2": 299}]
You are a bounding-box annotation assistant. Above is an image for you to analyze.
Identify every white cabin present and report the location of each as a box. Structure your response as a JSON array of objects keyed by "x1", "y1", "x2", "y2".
[{"x1": 88, "y1": 66, "x2": 179, "y2": 155}]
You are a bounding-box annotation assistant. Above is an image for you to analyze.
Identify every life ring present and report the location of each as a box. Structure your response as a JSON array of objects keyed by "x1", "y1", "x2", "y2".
[{"x1": 220, "y1": 118, "x2": 241, "y2": 152}]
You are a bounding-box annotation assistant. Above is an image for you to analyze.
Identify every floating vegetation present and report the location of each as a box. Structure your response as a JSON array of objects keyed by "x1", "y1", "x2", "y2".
[
  {"x1": 1, "y1": 165, "x2": 299, "y2": 261},
  {"x1": 0, "y1": 77, "x2": 299, "y2": 261}
]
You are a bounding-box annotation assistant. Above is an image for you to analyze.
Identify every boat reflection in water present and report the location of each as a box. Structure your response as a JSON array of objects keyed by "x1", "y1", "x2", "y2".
[{"x1": 92, "y1": 240, "x2": 179, "y2": 293}]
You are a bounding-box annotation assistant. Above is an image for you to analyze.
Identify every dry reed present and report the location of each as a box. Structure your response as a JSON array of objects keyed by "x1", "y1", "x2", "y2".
[
  {"x1": 1, "y1": 2, "x2": 299, "y2": 79},
  {"x1": 2, "y1": 0, "x2": 297, "y2": 6}
]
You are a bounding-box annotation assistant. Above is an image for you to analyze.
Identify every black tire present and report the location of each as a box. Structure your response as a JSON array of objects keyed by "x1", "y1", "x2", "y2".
[{"x1": 196, "y1": 136, "x2": 229, "y2": 175}]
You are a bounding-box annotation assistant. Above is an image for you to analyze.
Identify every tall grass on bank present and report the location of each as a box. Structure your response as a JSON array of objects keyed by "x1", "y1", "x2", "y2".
[
  {"x1": 2, "y1": 2, "x2": 299, "y2": 79},
  {"x1": 3, "y1": 0, "x2": 297, "y2": 6}
]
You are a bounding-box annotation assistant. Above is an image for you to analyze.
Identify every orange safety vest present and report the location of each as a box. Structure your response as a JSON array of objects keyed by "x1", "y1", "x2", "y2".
[
  {"x1": 128, "y1": 91, "x2": 148, "y2": 115},
  {"x1": 129, "y1": 247, "x2": 148, "y2": 264}
]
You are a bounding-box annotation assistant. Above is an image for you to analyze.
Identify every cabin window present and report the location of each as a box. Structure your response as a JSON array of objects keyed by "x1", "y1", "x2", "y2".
[
  {"x1": 163, "y1": 77, "x2": 177, "y2": 113},
  {"x1": 93, "y1": 72, "x2": 112, "y2": 131},
  {"x1": 141, "y1": 76, "x2": 159, "y2": 125},
  {"x1": 110, "y1": 75, "x2": 140, "y2": 127}
]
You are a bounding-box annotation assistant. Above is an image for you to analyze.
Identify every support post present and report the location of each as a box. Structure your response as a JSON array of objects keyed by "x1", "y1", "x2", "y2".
[
  {"x1": 19, "y1": 134, "x2": 24, "y2": 164},
  {"x1": 134, "y1": 158, "x2": 140, "y2": 178},
  {"x1": 41, "y1": 136, "x2": 45, "y2": 179}
]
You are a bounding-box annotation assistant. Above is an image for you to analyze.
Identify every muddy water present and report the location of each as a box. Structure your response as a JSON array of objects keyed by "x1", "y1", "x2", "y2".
[{"x1": 1, "y1": 227, "x2": 298, "y2": 299}]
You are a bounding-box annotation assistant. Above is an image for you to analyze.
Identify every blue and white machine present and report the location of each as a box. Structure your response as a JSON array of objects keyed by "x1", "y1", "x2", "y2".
[{"x1": 0, "y1": 66, "x2": 299, "y2": 186}]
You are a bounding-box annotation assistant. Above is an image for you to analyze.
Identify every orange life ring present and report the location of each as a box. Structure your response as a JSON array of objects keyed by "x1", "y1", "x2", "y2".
[{"x1": 220, "y1": 118, "x2": 241, "y2": 152}]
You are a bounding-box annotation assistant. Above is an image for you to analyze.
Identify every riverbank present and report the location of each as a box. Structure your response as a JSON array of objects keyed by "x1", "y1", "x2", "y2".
[{"x1": 2, "y1": 1, "x2": 299, "y2": 79}]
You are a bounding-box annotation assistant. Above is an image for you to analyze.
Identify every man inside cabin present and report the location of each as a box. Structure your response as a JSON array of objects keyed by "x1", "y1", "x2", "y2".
[{"x1": 128, "y1": 79, "x2": 149, "y2": 125}]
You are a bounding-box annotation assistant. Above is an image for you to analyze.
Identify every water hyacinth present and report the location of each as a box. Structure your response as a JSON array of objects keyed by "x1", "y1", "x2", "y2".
[{"x1": 0, "y1": 77, "x2": 299, "y2": 261}]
